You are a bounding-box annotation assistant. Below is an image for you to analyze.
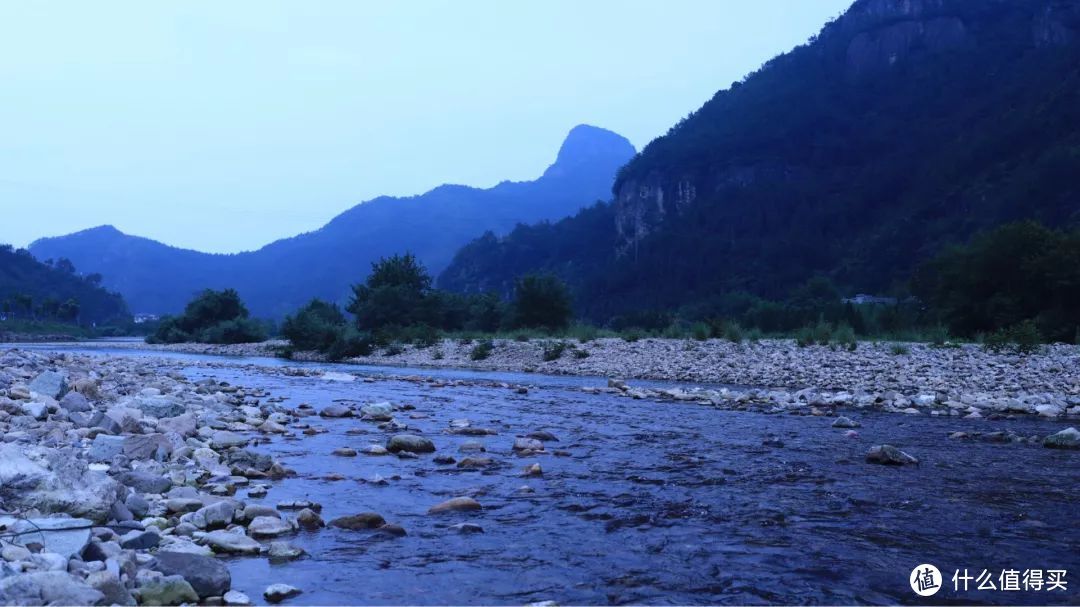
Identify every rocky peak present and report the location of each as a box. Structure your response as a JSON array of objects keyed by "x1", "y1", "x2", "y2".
[{"x1": 542, "y1": 124, "x2": 636, "y2": 179}]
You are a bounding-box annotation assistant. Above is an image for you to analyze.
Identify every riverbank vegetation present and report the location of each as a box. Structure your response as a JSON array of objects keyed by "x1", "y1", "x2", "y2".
[{"x1": 147, "y1": 288, "x2": 268, "y2": 344}]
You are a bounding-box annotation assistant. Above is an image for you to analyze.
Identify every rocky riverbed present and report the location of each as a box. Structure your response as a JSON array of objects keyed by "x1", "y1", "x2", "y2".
[
  {"x1": 0, "y1": 345, "x2": 1077, "y2": 605},
  {"x1": 128, "y1": 338, "x2": 1080, "y2": 420}
]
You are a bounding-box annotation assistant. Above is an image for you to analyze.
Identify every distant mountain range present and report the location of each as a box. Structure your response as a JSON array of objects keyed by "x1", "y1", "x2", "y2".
[
  {"x1": 29, "y1": 125, "x2": 635, "y2": 317},
  {"x1": 440, "y1": 0, "x2": 1080, "y2": 319}
]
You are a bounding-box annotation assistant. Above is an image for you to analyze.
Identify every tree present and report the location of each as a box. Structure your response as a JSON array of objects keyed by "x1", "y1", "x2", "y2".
[
  {"x1": 58, "y1": 298, "x2": 80, "y2": 323},
  {"x1": 347, "y1": 254, "x2": 437, "y2": 333},
  {"x1": 282, "y1": 299, "x2": 348, "y2": 351},
  {"x1": 512, "y1": 273, "x2": 573, "y2": 331},
  {"x1": 148, "y1": 288, "x2": 265, "y2": 344}
]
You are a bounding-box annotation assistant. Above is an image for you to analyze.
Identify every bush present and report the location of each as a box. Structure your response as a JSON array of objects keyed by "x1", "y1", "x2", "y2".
[
  {"x1": 383, "y1": 343, "x2": 405, "y2": 356},
  {"x1": 542, "y1": 341, "x2": 569, "y2": 361},
  {"x1": 690, "y1": 322, "x2": 711, "y2": 341},
  {"x1": 889, "y1": 342, "x2": 910, "y2": 355},
  {"x1": 325, "y1": 328, "x2": 375, "y2": 361},
  {"x1": 511, "y1": 273, "x2": 573, "y2": 331},
  {"x1": 470, "y1": 339, "x2": 494, "y2": 360},
  {"x1": 795, "y1": 326, "x2": 814, "y2": 347},
  {"x1": 572, "y1": 348, "x2": 590, "y2": 359},
  {"x1": 833, "y1": 323, "x2": 857, "y2": 351},
  {"x1": 983, "y1": 320, "x2": 1042, "y2": 355},
  {"x1": 282, "y1": 299, "x2": 346, "y2": 351},
  {"x1": 569, "y1": 323, "x2": 599, "y2": 343},
  {"x1": 721, "y1": 321, "x2": 744, "y2": 343},
  {"x1": 621, "y1": 329, "x2": 645, "y2": 343}
]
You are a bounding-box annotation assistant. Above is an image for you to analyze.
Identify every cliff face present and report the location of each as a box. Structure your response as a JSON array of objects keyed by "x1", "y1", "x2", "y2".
[
  {"x1": 611, "y1": 0, "x2": 1077, "y2": 258},
  {"x1": 443, "y1": 0, "x2": 1080, "y2": 318}
]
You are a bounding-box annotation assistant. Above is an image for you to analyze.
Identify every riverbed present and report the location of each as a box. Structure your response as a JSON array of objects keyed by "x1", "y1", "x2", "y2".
[{"x1": 9, "y1": 342, "x2": 1074, "y2": 605}]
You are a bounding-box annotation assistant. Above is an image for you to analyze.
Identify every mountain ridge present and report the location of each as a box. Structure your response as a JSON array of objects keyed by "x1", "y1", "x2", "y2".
[{"x1": 30, "y1": 124, "x2": 635, "y2": 317}]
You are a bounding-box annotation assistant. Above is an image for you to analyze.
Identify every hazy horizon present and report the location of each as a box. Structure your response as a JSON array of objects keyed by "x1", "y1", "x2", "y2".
[{"x1": 1, "y1": 0, "x2": 850, "y2": 254}]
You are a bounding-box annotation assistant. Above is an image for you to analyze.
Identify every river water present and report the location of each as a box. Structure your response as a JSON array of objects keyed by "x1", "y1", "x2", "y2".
[{"x1": 21, "y1": 344, "x2": 1080, "y2": 605}]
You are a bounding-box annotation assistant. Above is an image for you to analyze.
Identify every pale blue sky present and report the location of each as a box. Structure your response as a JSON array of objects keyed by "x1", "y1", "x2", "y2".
[{"x1": 0, "y1": 1, "x2": 850, "y2": 253}]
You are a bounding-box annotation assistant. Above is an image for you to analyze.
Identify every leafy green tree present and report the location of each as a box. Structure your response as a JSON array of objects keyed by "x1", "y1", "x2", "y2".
[
  {"x1": 914, "y1": 221, "x2": 1080, "y2": 342},
  {"x1": 348, "y1": 254, "x2": 437, "y2": 333},
  {"x1": 148, "y1": 288, "x2": 265, "y2": 344},
  {"x1": 282, "y1": 299, "x2": 348, "y2": 351},
  {"x1": 58, "y1": 299, "x2": 80, "y2": 323},
  {"x1": 512, "y1": 273, "x2": 573, "y2": 331}
]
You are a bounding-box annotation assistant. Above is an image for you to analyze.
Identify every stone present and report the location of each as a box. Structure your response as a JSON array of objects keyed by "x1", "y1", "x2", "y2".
[
  {"x1": 153, "y1": 551, "x2": 231, "y2": 598},
  {"x1": 0, "y1": 445, "x2": 122, "y2": 523},
  {"x1": 428, "y1": 497, "x2": 482, "y2": 514},
  {"x1": 360, "y1": 444, "x2": 389, "y2": 456},
  {"x1": 125, "y1": 492, "x2": 150, "y2": 518},
  {"x1": 296, "y1": 508, "x2": 324, "y2": 530},
  {"x1": 119, "y1": 528, "x2": 160, "y2": 550},
  {"x1": 360, "y1": 402, "x2": 394, "y2": 420},
  {"x1": 386, "y1": 434, "x2": 435, "y2": 453},
  {"x1": 248, "y1": 515, "x2": 294, "y2": 538},
  {"x1": 523, "y1": 463, "x2": 543, "y2": 476},
  {"x1": 89, "y1": 434, "x2": 125, "y2": 462},
  {"x1": 267, "y1": 541, "x2": 306, "y2": 560},
  {"x1": 224, "y1": 590, "x2": 253, "y2": 605},
  {"x1": 59, "y1": 391, "x2": 92, "y2": 412},
  {"x1": 526, "y1": 430, "x2": 558, "y2": 441},
  {"x1": 102, "y1": 406, "x2": 143, "y2": 433},
  {"x1": 330, "y1": 512, "x2": 385, "y2": 530},
  {"x1": 85, "y1": 570, "x2": 135, "y2": 606},
  {"x1": 0, "y1": 571, "x2": 103, "y2": 606},
  {"x1": 124, "y1": 394, "x2": 185, "y2": 419},
  {"x1": 866, "y1": 444, "x2": 919, "y2": 465},
  {"x1": 263, "y1": 583, "x2": 301, "y2": 603},
  {"x1": 513, "y1": 437, "x2": 544, "y2": 452},
  {"x1": 1043, "y1": 427, "x2": 1080, "y2": 450},
  {"x1": 158, "y1": 413, "x2": 198, "y2": 437},
  {"x1": 332, "y1": 447, "x2": 357, "y2": 457},
  {"x1": 457, "y1": 457, "x2": 495, "y2": 469},
  {"x1": 450, "y1": 522, "x2": 485, "y2": 534},
  {"x1": 319, "y1": 403, "x2": 353, "y2": 418},
  {"x1": 212, "y1": 431, "x2": 248, "y2": 449},
  {"x1": 166, "y1": 497, "x2": 204, "y2": 514},
  {"x1": 433, "y1": 455, "x2": 456, "y2": 465},
  {"x1": 0, "y1": 516, "x2": 92, "y2": 558},
  {"x1": 137, "y1": 574, "x2": 200, "y2": 606},
  {"x1": 202, "y1": 530, "x2": 262, "y2": 555},
  {"x1": 117, "y1": 469, "x2": 173, "y2": 494},
  {"x1": 195, "y1": 500, "x2": 237, "y2": 530},
  {"x1": 73, "y1": 378, "x2": 101, "y2": 399},
  {"x1": 28, "y1": 370, "x2": 68, "y2": 399},
  {"x1": 832, "y1": 416, "x2": 861, "y2": 428}
]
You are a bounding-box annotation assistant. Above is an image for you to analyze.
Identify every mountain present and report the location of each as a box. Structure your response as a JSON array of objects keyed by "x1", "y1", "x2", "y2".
[
  {"x1": 0, "y1": 245, "x2": 129, "y2": 325},
  {"x1": 29, "y1": 125, "x2": 635, "y2": 317},
  {"x1": 439, "y1": 0, "x2": 1080, "y2": 319}
]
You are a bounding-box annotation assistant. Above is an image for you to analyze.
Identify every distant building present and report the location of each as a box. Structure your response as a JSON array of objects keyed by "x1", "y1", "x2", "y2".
[
  {"x1": 133, "y1": 313, "x2": 160, "y2": 324},
  {"x1": 842, "y1": 294, "x2": 898, "y2": 305}
]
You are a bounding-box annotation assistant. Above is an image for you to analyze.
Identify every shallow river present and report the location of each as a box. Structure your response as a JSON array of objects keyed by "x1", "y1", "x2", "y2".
[{"x1": 26, "y1": 344, "x2": 1080, "y2": 605}]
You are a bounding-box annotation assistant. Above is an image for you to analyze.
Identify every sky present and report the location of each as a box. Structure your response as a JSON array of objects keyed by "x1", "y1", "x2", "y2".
[{"x1": 0, "y1": 0, "x2": 851, "y2": 253}]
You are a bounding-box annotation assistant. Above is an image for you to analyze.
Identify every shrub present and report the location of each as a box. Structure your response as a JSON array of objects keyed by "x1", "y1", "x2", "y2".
[
  {"x1": 889, "y1": 342, "x2": 910, "y2": 355},
  {"x1": 282, "y1": 299, "x2": 347, "y2": 351},
  {"x1": 432, "y1": 348, "x2": 445, "y2": 360},
  {"x1": 572, "y1": 348, "x2": 589, "y2": 359},
  {"x1": 325, "y1": 328, "x2": 375, "y2": 361},
  {"x1": 721, "y1": 321, "x2": 744, "y2": 343},
  {"x1": 383, "y1": 343, "x2": 405, "y2": 356},
  {"x1": 983, "y1": 320, "x2": 1042, "y2": 355},
  {"x1": 542, "y1": 341, "x2": 569, "y2": 361},
  {"x1": 833, "y1": 323, "x2": 857, "y2": 351},
  {"x1": 690, "y1": 322, "x2": 711, "y2": 341},
  {"x1": 621, "y1": 329, "x2": 644, "y2": 343},
  {"x1": 470, "y1": 339, "x2": 494, "y2": 361},
  {"x1": 569, "y1": 323, "x2": 599, "y2": 343},
  {"x1": 795, "y1": 326, "x2": 815, "y2": 347}
]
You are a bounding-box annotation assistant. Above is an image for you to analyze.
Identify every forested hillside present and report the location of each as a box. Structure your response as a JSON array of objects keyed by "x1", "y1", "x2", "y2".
[
  {"x1": 0, "y1": 245, "x2": 129, "y2": 326},
  {"x1": 440, "y1": 0, "x2": 1080, "y2": 321}
]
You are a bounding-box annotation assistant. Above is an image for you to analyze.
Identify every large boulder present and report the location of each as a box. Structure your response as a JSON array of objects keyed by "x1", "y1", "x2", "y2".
[
  {"x1": 0, "y1": 516, "x2": 92, "y2": 558},
  {"x1": 136, "y1": 575, "x2": 200, "y2": 606},
  {"x1": 1043, "y1": 427, "x2": 1080, "y2": 450},
  {"x1": 329, "y1": 512, "x2": 385, "y2": 530},
  {"x1": 59, "y1": 391, "x2": 92, "y2": 412},
  {"x1": 153, "y1": 552, "x2": 231, "y2": 598},
  {"x1": 360, "y1": 402, "x2": 394, "y2": 421},
  {"x1": 89, "y1": 434, "x2": 126, "y2": 462},
  {"x1": 866, "y1": 444, "x2": 919, "y2": 465},
  {"x1": 386, "y1": 434, "x2": 435, "y2": 453},
  {"x1": 122, "y1": 394, "x2": 185, "y2": 419},
  {"x1": 0, "y1": 571, "x2": 103, "y2": 605},
  {"x1": 28, "y1": 371, "x2": 68, "y2": 399},
  {"x1": 0, "y1": 444, "x2": 123, "y2": 523},
  {"x1": 157, "y1": 413, "x2": 197, "y2": 437},
  {"x1": 117, "y1": 469, "x2": 173, "y2": 494},
  {"x1": 428, "y1": 497, "x2": 483, "y2": 514},
  {"x1": 123, "y1": 433, "x2": 175, "y2": 460},
  {"x1": 202, "y1": 530, "x2": 261, "y2": 555}
]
